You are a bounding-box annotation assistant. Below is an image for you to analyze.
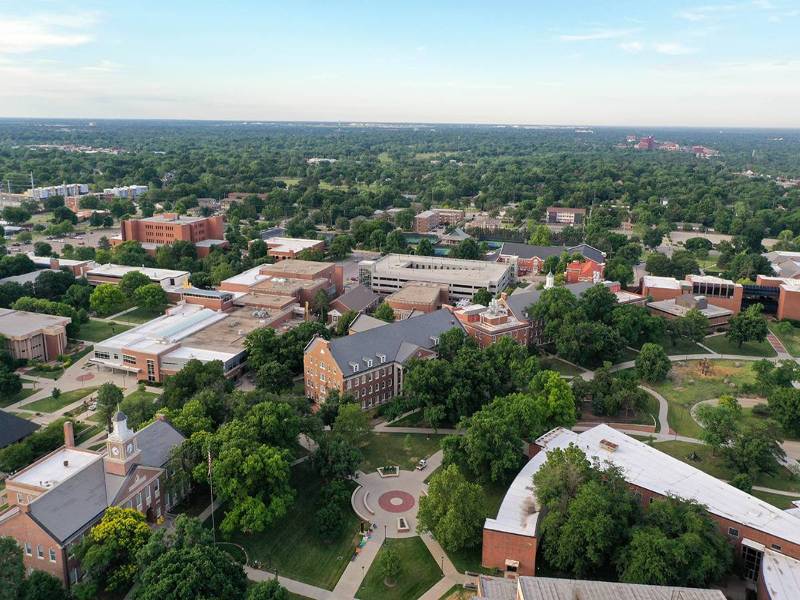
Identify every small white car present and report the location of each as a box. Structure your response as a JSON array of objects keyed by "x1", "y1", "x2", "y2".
[{"x1": 416, "y1": 459, "x2": 428, "y2": 470}]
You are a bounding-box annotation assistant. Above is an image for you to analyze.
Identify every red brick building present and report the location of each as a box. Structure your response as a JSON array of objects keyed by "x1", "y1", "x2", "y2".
[
  {"x1": 0, "y1": 309, "x2": 71, "y2": 362},
  {"x1": 114, "y1": 213, "x2": 227, "y2": 257},
  {"x1": 413, "y1": 208, "x2": 465, "y2": 233},
  {"x1": 545, "y1": 207, "x2": 586, "y2": 225},
  {"x1": 453, "y1": 298, "x2": 529, "y2": 348},
  {"x1": 564, "y1": 258, "x2": 604, "y2": 283},
  {"x1": 385, "y1": 283, "x2": 448, "y2": 319},
  {"x1": 0, "y1": 414, "x2": 185, "y2": 587},
  {"x1": 482, "y1": 425, "x2": 800, "y2": 598},
  {"x1": 304, "y1": 309, "x2": 463, "y2": 409}
]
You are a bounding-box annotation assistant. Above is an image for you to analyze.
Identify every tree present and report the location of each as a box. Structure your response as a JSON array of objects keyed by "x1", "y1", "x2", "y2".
[
  {"x1": 528, "y1": 224, "x2": 552, "y2": 245},
  {"x1": 374, "y1": 302, "x2": 395, "y2": 322},
  {"x1": 64, "y1": 283, "x2": 92, "y2": 310},
  {"x1": 313, "y1": 289, "x2": 329, "y2": 322},
  {"x1": 334, "y1": 403, "x2": 370, "y2": 446},
  {"x1": 247, "y1": 580, "x2": 289, "y2": 600},
  {"x1": 696, "y1": 400, "x2": 740, "y2": 454},
  {"x1": 0, "y1": 536, "x2": 24, "y2": 600},
  {"x1": 329, "y1": 234, "x2": 354, "y2": 260},
  {"x1": 33, "y1": 241, "x2": 52, "y2": 257},
  {"x1": 416, "y1": 237, "x2": 435, "y2": 256},
  {"x1": 313, "y1": 434, "x2": 362, "y2": 481},
  {"x1": 436, "y1": 327, "x2": 473, "y2": 361},
  {"x1": 472, "y1": 288, "x2": 492, "y2": 306},
  {"x1": 334, "y1": 309, "x2": 358, "y2": 336},
  {"x1": 248, "y1": 239, "x2": 268, "y2": 260},
  {"x1": 134, "y1": 283, "x2": 168, "y2": 313},
  {"x1": 645, "y1": 253, "x2": 672, "y2": 276},
  {"x1": 377, "y1": 543, "x2": 402, "y2": 585},
  {"x1": 136, "y1": 544, "x2": 247, "y2": 600},
  {"x1": 635, "y1": 343, "x2": 671, "y2": 382},
  {"x1": 90, "y1": 283, "x2": 126, "y2": 316},
  {"x1": 605, "y1": 256, "x2": 634, "y2": 286},
  {"x1": 579, "y1": 283, "x2": 618, "y2": 324},
  {"x1": 725, "y1": 421, "x2": 785, "y2": 478},
  {"x1": 256, "y1": 360, "x2": 293, "y2": 392},
  {"x1": 96, "y1": 383, "x2": 124, "y2": 431},
  {"x1": 73, "y1": 507, "x2": 151, "y2": 594},
  {"x1": 726, "y1": 303, "x2": 768, "y2": 348},
  {"x1": 612, "y1": 304, "x2": 664, "y2": 347},
  {"x1": 119, "y1": 388, "x2": 158, "y2": 430},
  {"x1": 667, "y1": 308, "x2": 708, "y2": 344},
  {"x1": 0, "y1": 367, "x2": 22, "y2": 398},
  {"x1": 2, "y1": 206, "x2": 31, "y2": 224},
  {"x1": 162, "y1": 359, "x2": 230, "y2": 410},
  {"x1": 416, "y1": 464, "x2": 486, "y2": 552},
  {"x1": 19, "y1": 571, "x2": 68, "y2": 600},
  {"x1": 768, "y1": 387, "x2": 800, "y2": 436},
  {"x1": 557, "y1": 318, "x2": 623, "y2": 367},
  {"x1": 618, "y1": 497, "x2": 732, "y2": 587},
  {"x1": 643, "y1": 227, "x2": 664, "y2": 249},
  {"x1": 119, "y1": 270, "x2": 152, "y2": 297},
  {"x1": 449, "y1": 238, "x2": 482, "y2": 260}
]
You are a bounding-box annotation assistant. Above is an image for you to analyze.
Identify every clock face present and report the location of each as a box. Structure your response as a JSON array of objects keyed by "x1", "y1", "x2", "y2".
[
  {"x1": 126, "y1": 443, "x2": 134, "y2": 454},
  {"x1": 111, "y1": 446, "x2": 120, "y2": 456}
]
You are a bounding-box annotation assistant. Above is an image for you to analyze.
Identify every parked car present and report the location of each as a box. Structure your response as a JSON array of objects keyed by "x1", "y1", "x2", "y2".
[
  {"x1": 416, "y1": 458, "x2": 428, "y2": 470},
  {"x1": 88, "y1": 401, "x2": 97, "y2": 411}
]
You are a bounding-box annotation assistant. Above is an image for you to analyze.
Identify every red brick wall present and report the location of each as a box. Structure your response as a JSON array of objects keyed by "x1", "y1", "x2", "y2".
[
  {"x1": 0, "y1": 510, "x2": 68, "y2": 584},
  {"x1": 304, "y1": 339, "x2": 344, "y2": 401},
  {"x1": 482, "y1": 528, "x2": 538, "y2": 575},
  {"x1": 641, "y1": 285, "x2": 683, "y2": 302},
  {"x1": 778, "y1": 287, "x2": 800, "y2": 321}
]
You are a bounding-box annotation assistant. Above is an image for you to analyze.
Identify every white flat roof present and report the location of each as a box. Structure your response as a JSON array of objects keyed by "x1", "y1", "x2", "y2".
[
  {"x1": 487, "y1": 425, "x2": 800, "y2": 546},
  {"x1": 687, "y1": 274, "x2": 738, "y2": 285},
  {"x1": 762, "y1": 549, "x2": 800, "y2": 600},
  {"x1": 220, "y1": 264, "x2": 269, "y2": 287},
  {"x1": 12, "y1": 448, "x2": 99, "y2": 488},
  {"x1": 0, "y1": 308, "x2": 71, "y2": 337},
  {"x1": 96, "y1": 305, "x2": 228, "y2": 354},
  {"x1": 26, "y1": 253, "x2": 92, "y2": 267},
  {"x1": 87, "y1": 263, "x2": 188, "y2": 281},
  {"x1": 266, "y1": 237, "x2": 323, "y2": 253},
  {"x1": 163, "y1": 345, "x2": 238, "y2": 362},
  {"x1": 369, "y1": 253, "x2": 510, "y2": 285},
  {"x1": 642, "y1": 275, "x2": 682, "y2": 290}
]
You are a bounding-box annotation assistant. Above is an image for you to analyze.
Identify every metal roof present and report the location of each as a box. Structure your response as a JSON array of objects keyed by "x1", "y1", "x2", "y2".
[{"x1": 0, "y1": 410, "x2": 38, "y2": 448}]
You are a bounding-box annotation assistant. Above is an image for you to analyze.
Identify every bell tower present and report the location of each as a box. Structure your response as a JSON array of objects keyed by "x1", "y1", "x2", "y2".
[{"x1": 104, "y1": 410, "x2": 141, "y2": 476}]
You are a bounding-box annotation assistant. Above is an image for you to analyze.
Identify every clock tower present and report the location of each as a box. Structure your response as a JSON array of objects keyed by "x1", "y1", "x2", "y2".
[{"x1": 104, "y1": 410, "x2": 141, "y2": 476}]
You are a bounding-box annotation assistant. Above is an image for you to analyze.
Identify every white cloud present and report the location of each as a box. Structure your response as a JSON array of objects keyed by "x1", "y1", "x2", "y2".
[
  {"x1": 558, "y1": 28, "x2": 637, "y2": 42},
  {"x1": 677, "y1": 4, "x2": 739, "y2": 22},
  {"x1": 752, "y1": 0, "x2": 774, "y2": 9},
  {"x1": 619, "y1": 41, "x2": 644, "y2": 53},
  {"x1": 654, "y1": 42, "x2": 697, "y2": 55},
  {"x1": 0, "y1": 13, "x2": 98, "y2": 54},
  {"x1": 82, "y1": 60, "x2": 121, "y2": 73}
]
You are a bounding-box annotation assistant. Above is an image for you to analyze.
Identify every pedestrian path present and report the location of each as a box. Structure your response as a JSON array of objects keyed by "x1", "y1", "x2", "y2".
[{"x1": 767, "y1": 332, "x2": 790, "y2": 357}]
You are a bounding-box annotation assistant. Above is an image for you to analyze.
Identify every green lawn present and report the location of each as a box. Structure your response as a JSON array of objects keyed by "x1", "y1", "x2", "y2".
[
  {"x1": 359, "y1": 538, "x2": 442, "y2": 600},
  {"x1": 115, "y1": 306, "x2": 166, "y2": 324},
  {"x1": 650, "y1": 360, "x2": 756, "y2": 438},
  {"x1": 0, "y1": 387, "x2": 36, "y2": 408},
  {"x1": 661, "y1": 338, "x2": 710, "y2": 356},
  {"x1": 76, "y1": 319, "x2": 132, "y2": 342},
  {"x1": 702, "y1": 334, "x2": 776, "y2": 357},
  {"x1": 751, "y1": 490, "x2": 798, "y2": 509},
  {"x1": 26, "y1": 366, "x2": 64, "y2": 380},
  {"x1": 124, "y1": 389, "x2": 160, "y2": 404},
  {"x1": 359, "y1": 433, "x2": 443, "y2": 472},
  {"x1": 769, "y1": 321, "x2": 800, "y2": 356},
  {"x1": 438, "y1": 585, "x2": 468, "y2": 600},
  {"x1": 205, "y1": 462, "x2": 361, "y2": 590},
  {"x1": 539, "y1": 357, "x2": 585, "y2": 377},
  {"x1": 22, "y1": 386, "x2": 98, "y2": 413},
  {"x1": 652, "y1": 440, "x2": 800, "y2": 494},
  {"x1": 75, "y1": 423, "x2": 104, "y2": 444},
  {"x1": 274, "y1": 176, "x2": 301, "y2": 187}
]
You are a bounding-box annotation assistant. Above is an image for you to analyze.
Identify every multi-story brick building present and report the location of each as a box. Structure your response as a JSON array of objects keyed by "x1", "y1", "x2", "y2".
[
  {"x1": 385, "y1": 283, "x2": 448, "y2": 319},
  {"x1": 564, "y1": 258, "x2": 604, "y2": 283},
  {"x1": 265, "y1": 237, "x2": 326, "y2": 260},
  {"x1": 86, "y1": 264, "x2": 190, "y2": 289},
  {"x1": 113, "y1": 213, "x2": 227, "y2": 257},
  {"x1": 453, "y1": 298, "x2": 529, "y2": 348},
  {"x1": 482, "y1": 425, "x2": 800, "y2": 598},
  {"x1": 0, "y1": 309, "x2": 71, "y2": 362},
  {"x1": 496, "y1": 242, "x2": 604, "y2": 276},
  {"x1": 545, "y1": 206, "x2": 586, "y2": 225},
  {"x1": 304, "y1": 309, "x2": 463, "y2": 409},
  {"x1": 0, "y1": 414, "x2": 185, "y2": 587},
  {"x1": 413, "y1": 208, "x2": 465, "y2": 232}
]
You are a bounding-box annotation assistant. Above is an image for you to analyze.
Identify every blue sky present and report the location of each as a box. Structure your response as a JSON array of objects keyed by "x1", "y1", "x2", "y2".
[{"x1": 1, "y1": 1, "x2": 798, "y2": 126}]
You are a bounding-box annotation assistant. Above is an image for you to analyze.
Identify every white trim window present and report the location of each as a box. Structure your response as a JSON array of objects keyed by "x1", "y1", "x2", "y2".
[
  {"x1": 49, "y1": 548, "x2": 56, "y2": 562},
  {"x1": 24, "y1": 542, "x2": 32, "y2": 556},
  {"x1": 36, "y1": 545, "x2": 44, "y2": 560}
]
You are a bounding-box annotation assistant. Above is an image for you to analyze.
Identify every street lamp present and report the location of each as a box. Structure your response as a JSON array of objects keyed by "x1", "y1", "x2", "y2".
[
  {"x1": 440, "y1": 555, "x2": 444, "y2": 573},
  {"x1": 384, "y1": 524, "x2": 387, "y2": 540}
]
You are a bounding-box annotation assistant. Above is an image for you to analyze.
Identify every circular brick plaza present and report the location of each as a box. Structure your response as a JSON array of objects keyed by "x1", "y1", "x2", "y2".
[{"x1": 378, "y1": 490, "x2": 415, "y2": 513}]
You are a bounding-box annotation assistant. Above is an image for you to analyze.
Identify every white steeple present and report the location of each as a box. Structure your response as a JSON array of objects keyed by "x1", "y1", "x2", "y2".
[
  {"x1": 108, "y1": 410, "x2": 134, "y2": 443},
  {"x1": 545, "y1": 271, "x2": 555, "y2": 289}
]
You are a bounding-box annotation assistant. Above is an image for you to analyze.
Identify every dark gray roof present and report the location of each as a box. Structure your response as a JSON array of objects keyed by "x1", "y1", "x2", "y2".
[
  {"x1": 498, "y1": 242, "x2": 605, "y2": 264},
  {"x1": 332, "y1": 285, "x2": 380, "y2": 313},
  {"x1": 348, "y1": 313, "x2": 388, "y2": 334},
  {"x1": 28, "y1": 457, "x2": 108, "y2": 543},
  {"x1": 135, "y1": 419, "x2": 185, "y2": 468},
  {"x1": 478, "y1": 576, "x2": 517, "y2": 600},
  {"x1": 517, "y1": 576, "x2": 726, "y2": 600},
  {"x1": 326, "y1": 309, "x2": 463, "y2": 372},
  {"x1": 504, "y1": 282, "x2": 596, "y2": 321},
  {"x1": 0, "y1": 410, "x2": 38, "y2": 448}
]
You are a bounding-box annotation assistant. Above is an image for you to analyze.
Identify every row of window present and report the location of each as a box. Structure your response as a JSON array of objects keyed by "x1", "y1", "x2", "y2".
[{"x1": 23, "y1": 543, "x2": 56, "y2": 563}]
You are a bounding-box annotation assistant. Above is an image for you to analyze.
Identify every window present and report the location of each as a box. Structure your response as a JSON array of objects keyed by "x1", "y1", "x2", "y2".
[
  {"x1": 136, "y1": 492, "x2": 143, "y2": 510},
  {"x1": 728, "y1": 527, "x2": 739, "y2": 538},
  {"x1": 24, "y1": 542, "x2": 31, "y2": 556},
  {"x1": 361, "y1": 375, "x2": 365, "y2": 384},
  {"x1": 772, "y1": 544, "x2": 782, "y2": 551},
  {"x1": 49, "y1": 548, "x2": 56, "y2": 562},
  {"x1": 70, "y1": 568, "x2": 78, "y2": 584},
  {"x1": 37, "y1": 545, "x2": 43, "y2": 559},
  {"x1": 123, "y1": 354, "x2": 137, "y2": 365},
  {"x1": 366, "y1": 359, "x2": 373, "y2": 367},
  {"x1": 95, "y1": 351, "x2": 110, "y2": 360},
  {"x1": 154, "y1": 479, "x2": 160, "y2": 497},
  {"x1": 16, "y1": 492, "x2": 24, "y2": 504},
  {"x1": 742, "y1": 545, "x2": 763, "y2": 582}
]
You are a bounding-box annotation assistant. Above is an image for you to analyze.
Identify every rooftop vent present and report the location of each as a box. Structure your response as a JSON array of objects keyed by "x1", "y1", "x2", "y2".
[
  {"x1": 63, "y1": 460, "x2": 69, "y2": 467},
  {"x1": 599, "y1": 439, "x2": 618, "y2": 453}
]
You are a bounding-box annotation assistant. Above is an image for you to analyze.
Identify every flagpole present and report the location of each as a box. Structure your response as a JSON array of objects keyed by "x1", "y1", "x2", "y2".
[{"x1": 208, "y1": 447, "x2": 216, "y2": 544}]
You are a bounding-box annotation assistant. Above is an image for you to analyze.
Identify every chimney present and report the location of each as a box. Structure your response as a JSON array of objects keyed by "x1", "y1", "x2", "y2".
[{"x1": 64, "y1": 421, "x2": 75, "y2": 448}]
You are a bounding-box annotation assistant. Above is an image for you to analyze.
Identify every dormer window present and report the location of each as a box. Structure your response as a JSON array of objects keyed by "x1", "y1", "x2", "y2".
[
  {"x1": 378, "y1": 354, "x2": 386, "y2": 364},
  {"x1": 349, "y1": 361, "x2": 360, "y2": 373},
  {"x1": 365, "y1": 358, "x2": 373, "y2": 367}
]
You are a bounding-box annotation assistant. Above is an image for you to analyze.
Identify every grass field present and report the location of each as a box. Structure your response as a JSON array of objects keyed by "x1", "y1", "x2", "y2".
[
  {"x1": 650, "y1": 360, "x2": 756, "y2": 437},
  {"x1": 652, "y1": 440, "x2": 800, "y2": 495},
  {"x1": 539, "y1": 357, "x2": 585, "y2": 377},
  {"x1": 359, "y1": 538, "x2": 442, "y2": 600},
  {"x1": 439, "y1": 585, "x2": 469, "y2": 600},
  {"x1": 77, "y1": 319, "x2": 132, "y2": 342},
  {"x1": 22, "y1": 386, "x2": 97, "y2": 413},
  {"x1": 769, "y1": 321, "x2": 800, "y2": 356},
  {"x1": 359, "y1": 433, "x2": 443, "y2": 472},
  {"x1": 274, "y1": 176, "x2": 301, "y2": 187},
  {"x1": 661, "y1": 338, "x2": 710, "y2": 356},
  {"x1": 206, "y1": 462, "x2": 361, "y2": 590},
  {"x1": 115, "y1": 306, "x2": 165, "y2": 324},
  {"x1": 751, "y1": 490, "x2": 798, "y2": 509},
  {"x1": 123, "y1": 389, "x2": 160, "y2": 404},
  {"x1": 1, "y1": 387, "x2": 36, "y2": 408},
  {"x1": 702, "y1": 334, "x2": 776, "y2": 357}
]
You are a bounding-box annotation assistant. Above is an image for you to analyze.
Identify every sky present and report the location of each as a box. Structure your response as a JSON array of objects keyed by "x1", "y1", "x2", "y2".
[{"x1": 0, "y1": 1, "x2": 799, "y2": 127}]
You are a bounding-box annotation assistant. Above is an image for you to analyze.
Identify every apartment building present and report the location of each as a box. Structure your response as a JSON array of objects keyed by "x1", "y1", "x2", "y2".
[
  {"x1": 359, "y1": 254, "x2": 512, "y2": 301},
  {"x1": 0, "y1": 415, "x2": 185, "y2": 587},
  {"x1": 413, "y1": 208, "x2": 465, "y2": 232},
  {"x1": 27, "y1": 184, "x2": 89, "y2": 200},
  {"x1": 483, "y1": 424, "x2": 800, "y2": 600},
  {"x1": 102, "y1": 185, "x2": 148, "y2": 199},
  {"x1": 304, "y1": 309, "x2": 463, "y2": 408},
  {"x1": 114, "y1": 213, "x2": 227, "y2": 257},
  {"x1": 0, "y1": 309, "x2": 71, "y2": 362},
  {"x1": 545, "y1": 206, "x2": 586, "y2": 225}
]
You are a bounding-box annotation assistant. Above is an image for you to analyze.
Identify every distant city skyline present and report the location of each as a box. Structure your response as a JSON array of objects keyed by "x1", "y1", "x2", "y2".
[{"x1": 1, "y1": 1, "x2": 799, "y2": 127}]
